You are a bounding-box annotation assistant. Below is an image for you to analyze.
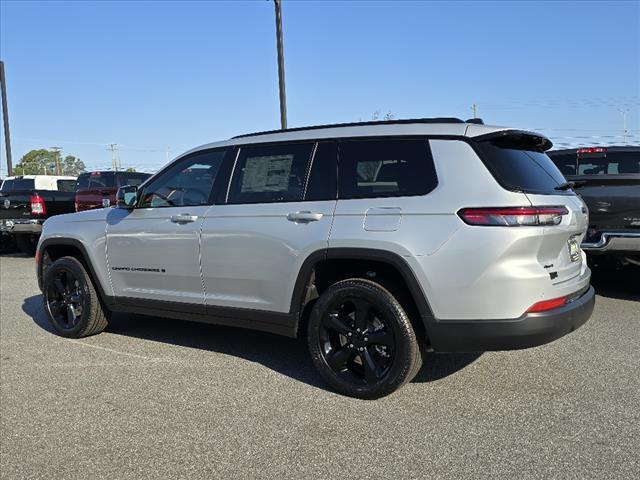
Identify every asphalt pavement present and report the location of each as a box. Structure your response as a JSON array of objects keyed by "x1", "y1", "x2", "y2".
[{"x1": 1, "y1": 254, "x2": 639, "y2": 479}]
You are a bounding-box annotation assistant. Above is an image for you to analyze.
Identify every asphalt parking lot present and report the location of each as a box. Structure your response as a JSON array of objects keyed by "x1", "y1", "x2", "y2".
[{"x1": 1, "y1": 254, "x2": 639, "y2": 479}]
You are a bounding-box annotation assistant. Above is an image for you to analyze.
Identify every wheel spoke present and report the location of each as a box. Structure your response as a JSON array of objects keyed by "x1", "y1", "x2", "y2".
[
  {"x1": 361, "y1": 348, "x2": 380, "y2": 385},
  {"x1": 66, "y1": 305, "x2": 77, "y2": 326},
  {"x1": 366, "y1": 330, "x2": 393, "y2": 347},
  {"x1": 353, "y1": 299, "x2": 370, "y2": 331},
  {"x1": 325, "y1": 345, "x2": 356, "y2": 371},
  {"x1": 48, "y1": 300, "x2": 63, "y2": 315},
  {"x1": 322, "y1": 313, "x2": 351, "y2": 335},
  {"x1": 54, "y1": 278, "x2": 66, "y2": 296}
]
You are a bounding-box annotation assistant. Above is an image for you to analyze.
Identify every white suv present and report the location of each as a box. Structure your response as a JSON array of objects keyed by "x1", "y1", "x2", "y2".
[{"x1": 36, "y1": 118, "x2": 595, "y2": 399}]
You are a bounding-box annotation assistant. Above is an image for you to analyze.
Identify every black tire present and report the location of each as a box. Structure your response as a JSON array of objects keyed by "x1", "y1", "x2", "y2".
[
  {"x1": 15, "y1": 234, "x2": 37, "y2": 255},
  {"x1": 42, "y1": 256, "x2": 109, "y2": 338},
  {"x1": 308, "y1": 278, "x2": 423, "y2": 399}
]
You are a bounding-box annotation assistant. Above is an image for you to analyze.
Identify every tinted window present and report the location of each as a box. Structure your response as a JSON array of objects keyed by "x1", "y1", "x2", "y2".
[
  {"x1": 139, "y1": 150, "x2": 227, "y2": 208},
  {"x1": 549, "y1": 153, "x2": 577, "y2": 176},
  {"x1": 578, "y1": 151, "x2": 640, "y2": 175},
  {"x1": 57, "y1": 180, "x2": 76, "y2": 192},
  {"x1": 305, "y1": 142, "x2": 338, "y2": 201},
  {"x1": 338, "y1": 138, "x2": 437, "y2": 199},
  {"x1": 75, "y1": 174, "x2": 89, "y2": 190},
  {"x1": 116, "y1": 173, "x2": 150, "y2": 187},
  {"x1": 479, "y1": 138, "x2": 567, "y2": 194},
  {"x1": 228, "y1": 143, "x2": 314, "y2": 204},
  {"x1": 1, "y1": 178, "x2": 35, "y2": 191}
]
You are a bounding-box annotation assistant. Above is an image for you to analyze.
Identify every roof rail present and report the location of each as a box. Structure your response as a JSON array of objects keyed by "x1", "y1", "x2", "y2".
[{"x1": 232, "y1": 117, "x2": 466, "y2": 139}]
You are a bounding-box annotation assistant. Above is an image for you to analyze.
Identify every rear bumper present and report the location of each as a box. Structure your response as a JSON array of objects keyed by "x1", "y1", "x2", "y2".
[
  {"x1": 582, "y1": 232, "x2": 640, "y2": 253},
  {"x1": 0, "y1": 218, "x2": 44, "y2": 234},
  {"x1": 427, "y1": 286, "x2": 595, "y2": 352}
]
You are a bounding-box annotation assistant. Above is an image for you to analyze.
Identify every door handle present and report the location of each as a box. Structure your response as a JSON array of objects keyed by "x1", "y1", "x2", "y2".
[
  {"x1": 171, "y1": 213, "x2": 198, "y2": 223},
  {"x1": 287, "y1": 211, "x2": 323, "y2": 223}
]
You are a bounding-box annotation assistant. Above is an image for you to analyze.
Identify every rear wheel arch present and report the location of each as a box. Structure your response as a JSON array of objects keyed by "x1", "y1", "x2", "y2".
[{"x1": 291, "y1": 248, "x2": 434, "y2": 345}]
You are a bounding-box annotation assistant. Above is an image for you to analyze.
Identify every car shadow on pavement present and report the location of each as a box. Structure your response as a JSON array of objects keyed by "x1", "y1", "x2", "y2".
[
  {"x1": 22, "y1": 295, "x2": 480, "y2": 390},
  {"x1": 590, "y1": 264, "x2": 640, "y2": 301}
]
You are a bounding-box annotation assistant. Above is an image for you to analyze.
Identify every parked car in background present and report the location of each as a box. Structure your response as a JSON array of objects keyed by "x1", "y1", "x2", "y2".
[
  {"x1": 548, "y1": 146, "x2": 640, "y2": 267},
  {"x1": 36, "y1": 118, "x2": 594, "y2": 398},
  {"x1": 0, "y1": 175, "x2": 77, "y2": 254},
  {"x1": 74, "y1": 171, "x2": 151, "y2": 211}
]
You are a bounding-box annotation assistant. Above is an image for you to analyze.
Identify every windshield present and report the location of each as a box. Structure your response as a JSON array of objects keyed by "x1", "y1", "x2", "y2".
[{"x1": 478, "y1": 136, "x2": 568, "y2": 195}]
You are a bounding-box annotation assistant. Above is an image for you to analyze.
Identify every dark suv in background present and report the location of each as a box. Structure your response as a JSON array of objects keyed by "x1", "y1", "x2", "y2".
[
  {"x1": 548, "y1": 146, "x2": 640, "y2": 267},
  {"x1": 74, "y1": 171, "x2": 151, "y2": 211}
]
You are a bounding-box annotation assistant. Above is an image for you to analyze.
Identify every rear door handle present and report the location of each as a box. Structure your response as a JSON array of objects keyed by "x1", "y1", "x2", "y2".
[
  {"x1": 171, "y1": 213, "x2": 198, "y2": 223},
  {"x1": 287, "y1": 211, "x2": 323, "y2": 223}
]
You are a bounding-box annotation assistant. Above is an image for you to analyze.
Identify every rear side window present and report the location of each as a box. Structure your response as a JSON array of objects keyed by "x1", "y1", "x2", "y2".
[
  {"x1": 338, "y1": 138, "x2": 437, "y2": 199},
  {"x1": 57, "y1": 180, "x2": 76, "y2": 192},
  {"x1": 578, "y1": 151, "x2": 640, "y2": 175},
  {"x1": 478, "y1": 137, "x2": 567, "y2": 194},
  {"x1": 228, "y1": 142, "x2": 314, "y2": 204}
]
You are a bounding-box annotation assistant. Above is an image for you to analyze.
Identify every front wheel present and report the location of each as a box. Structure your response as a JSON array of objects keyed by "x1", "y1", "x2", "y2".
[
  {"x1": 307, "y1": 278, "x2": 423, "y2": 399},
  {"x1": 42, "y1": 256, "x2": 109, "y2": 338}
]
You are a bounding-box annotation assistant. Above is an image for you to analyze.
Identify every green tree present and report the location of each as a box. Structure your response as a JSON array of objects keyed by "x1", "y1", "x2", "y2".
[{"x1": 14, "y1": 149, "x2": 86, "y2": 176}]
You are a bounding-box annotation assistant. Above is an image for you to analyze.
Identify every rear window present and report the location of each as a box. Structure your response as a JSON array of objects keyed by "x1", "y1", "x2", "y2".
[
  {"x1": 478, "y1": 137, "x2": 567, "y2": 195},
  {"x1": 57, "y1": 179, "x2": 76, "y2": 192},
  {"x1": 0, "y1": 178, "x2": 35, "y2": 192},
  {"x1": 76, "y1": 172, "x2": 116, "y2": 190},
  {"x1": 577, "y1": 151, "x2": 640, "y2": 175},
  {"x1": 116, "y1": 173, "x2": 150, "y2": 188}
]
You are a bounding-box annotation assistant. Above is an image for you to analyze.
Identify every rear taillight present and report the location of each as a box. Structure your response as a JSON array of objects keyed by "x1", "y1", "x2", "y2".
[
  {"x1": 30, "y1": 194, "x2": 46, "y2": 215},
  {"x1": 526, "y1": 296, "x2": 568, "y2": 313},
  {"x1": 458, "y1": 206, "x2": 568, "y2": 227}
]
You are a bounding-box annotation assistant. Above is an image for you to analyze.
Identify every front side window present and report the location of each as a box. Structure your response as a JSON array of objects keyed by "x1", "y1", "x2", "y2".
[
  {"x1": 139, "y1": 149, "x2": 227, "y2": 208},
  {"x1": 338, "y1": 138, "x2": 437, "y2": 199},
  {"x1": 228, "y1": 142, "x2": 314, "y2": 204}
]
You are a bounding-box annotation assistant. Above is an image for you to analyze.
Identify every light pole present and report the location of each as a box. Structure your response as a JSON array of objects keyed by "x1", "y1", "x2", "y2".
[
  {"x1": 0, "y1": 60, "x2": 12, "y2": 176},
  {"x1": 617, "y1": 109, "x2": 629, "y2": 144},
  {"x1": 274, "y1": 0, "x2": 287, "y2": 130}
]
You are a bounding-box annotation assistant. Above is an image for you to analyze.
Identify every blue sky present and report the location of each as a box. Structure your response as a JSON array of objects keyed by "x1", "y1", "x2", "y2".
[{"x1": 1, "y1": 0, "x2": 639, "y2": 175}]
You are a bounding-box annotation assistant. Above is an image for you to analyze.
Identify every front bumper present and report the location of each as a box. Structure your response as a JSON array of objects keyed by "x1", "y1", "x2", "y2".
[
  {"x1": 581, "y1": 232, "x2": 640, "y2": 253},
  {"x1": 427, "y1": 286, "x2": 595, "y2": 352},
  {"x1": 0, "y1": 219, "x2": 44, "y2": 234}
]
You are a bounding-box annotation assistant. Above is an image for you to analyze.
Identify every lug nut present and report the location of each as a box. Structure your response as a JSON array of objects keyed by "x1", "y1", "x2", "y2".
[
  {"x1": 364, "y1": 337, "x2": 368, "y2": 342},
  {"x1": 359, "y1": 347, "x2": 364, "y2": 351},
  {"x1": 349, "y1": 344, "x2": 354, "y2": 348},
  {"x1": 348, "y1": 332, "x2": 352, "y2": 336}
]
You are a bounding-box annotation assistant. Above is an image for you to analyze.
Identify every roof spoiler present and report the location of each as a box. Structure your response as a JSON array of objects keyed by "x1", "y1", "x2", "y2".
[
  {"x1": 473, "y1": 129, "x2": 553, "y2": 151},
  {"x1": 465, "y1": 118, "x2": 484, "y2": 125}
]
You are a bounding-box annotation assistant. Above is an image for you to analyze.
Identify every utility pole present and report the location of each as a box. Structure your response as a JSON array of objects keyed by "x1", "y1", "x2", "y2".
[
  {"x1": 108, "y1": 143, "x2": 120, "y2": 171},
  {"x1": 51, "y1": 147, "x2": 62, "y2": 175},
  {"x1": 618, "y1": 108, "x2": 629, "y2": 144},
  {"x1": 274, "y1": 0, "x2": 287, "y2": 129},
  {"x1": 471, "y1": 103, "x2": 478, "y2": 119},
  {"x1": 0, "y1": 60, "x2": 13, "y2": 176}
]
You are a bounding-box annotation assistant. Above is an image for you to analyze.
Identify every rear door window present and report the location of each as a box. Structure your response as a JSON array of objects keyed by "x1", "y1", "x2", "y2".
[
  {"x1": 227, "y1": 142, "x2": 314, "y2": 204},
  {"x1": 2, "y1": 178, "x2": 35, "y2": 191},
  {"x1": 478, "y1": 136, "x2": 567, "y2": 194},
  {"x1": 338, "y1": 138, "x2": 437, "y2": 199}
]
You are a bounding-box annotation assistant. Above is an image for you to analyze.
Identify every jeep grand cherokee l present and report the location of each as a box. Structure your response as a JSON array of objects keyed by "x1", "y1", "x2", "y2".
[{"x1": 36, "y1": 118, "x2": 595, "y2": 399}]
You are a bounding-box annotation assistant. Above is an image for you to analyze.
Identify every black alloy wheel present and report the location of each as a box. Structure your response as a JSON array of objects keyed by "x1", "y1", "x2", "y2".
[
  {"x1": 45, "y1": 268, "x2": 85, "y2": 331},
  {"x1": 308, "y1": 278, "x2": 422, "y2": 399}
]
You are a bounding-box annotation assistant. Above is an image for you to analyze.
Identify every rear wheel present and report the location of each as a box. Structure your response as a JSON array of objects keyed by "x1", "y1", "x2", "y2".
[
  {"x1": 42, "y1": 256, "x2": 109, "y2": 338},
  {"x1": 308, "y1": 278, "x2": 422, "y2": 399}
]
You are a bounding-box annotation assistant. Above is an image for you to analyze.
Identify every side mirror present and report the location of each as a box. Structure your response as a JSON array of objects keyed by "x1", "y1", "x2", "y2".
[{"x1": 116, "y1": 185, "x2": 138, "y2": 209}]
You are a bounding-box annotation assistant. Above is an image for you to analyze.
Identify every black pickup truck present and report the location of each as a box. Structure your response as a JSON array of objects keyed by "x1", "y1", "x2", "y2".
[
  {"x1": 548, "y1": 146, "x2": 640, "y2": 266},
  {"x1": 0, "y1": 175, "x2": 77, "y2": 254}
]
